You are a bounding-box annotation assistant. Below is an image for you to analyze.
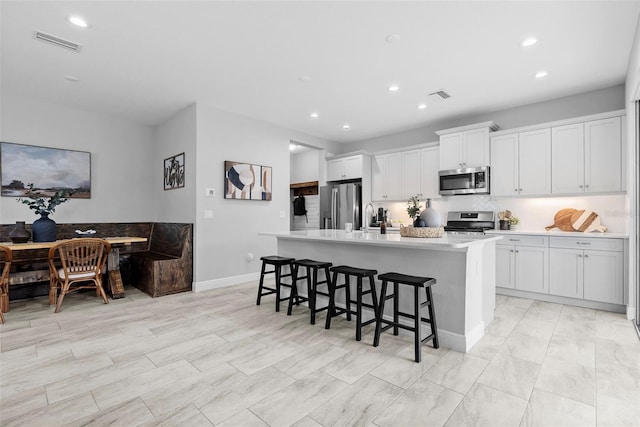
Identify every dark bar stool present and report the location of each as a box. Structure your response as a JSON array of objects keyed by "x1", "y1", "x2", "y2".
[
  {"x1": 373, "y1": 272, "x2": 439, "y2": 363},
  {"x1": 256, "y1": 256, "x2": 295, "y2": 312},
  {"x1": 287, "y1": 259, "x2": 333, "y2": 324},
  {"x1": 325, "y1": 265, "x2": 378, "y2": 341}
]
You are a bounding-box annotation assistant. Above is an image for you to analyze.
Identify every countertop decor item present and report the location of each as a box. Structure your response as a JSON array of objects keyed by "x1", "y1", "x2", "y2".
[
  {"x1": 399, "y1": 224, "x2": 445, "y2": 238},
  {"x1": 419, "y1": 198, "x2": 441, "y2": 227},
  {"x1": 545, "y1": 208, "x2": 578, "y2": 231},
  {"x1": 407, "y1": 195, "x2": 426, "y2": 227},
  {"x1": 570, "y1": 209, "x2": 607, "y2": 232},
  {"x1": 508, "y1": 216, "x2": 520, "y2": 230},
  {"x1": 498, "y1": 210, "x2": 518, "y2": 230},
  {"x1": 406, "y1": 195, "x2": 422, "y2": 220}
]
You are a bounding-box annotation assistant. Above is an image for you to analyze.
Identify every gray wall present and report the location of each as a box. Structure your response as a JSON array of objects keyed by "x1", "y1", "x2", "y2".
[
  {"x1": 154, "y1": 104, "x2": 198, "y2": 224},
  {"x1": 0, "y1": 95, "x2": 156, "y2": 223},
  {"x1": 193, "y1": 104, "x2": 334, "y2": 288},
  {"x1": 340, "y1": 84, "x2": 625, "y2": 153}
]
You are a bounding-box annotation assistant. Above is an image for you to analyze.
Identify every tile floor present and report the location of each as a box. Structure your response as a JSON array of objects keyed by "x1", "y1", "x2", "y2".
[{"x1": 1, "y1": 282, "x2": 639, "y2": 426}]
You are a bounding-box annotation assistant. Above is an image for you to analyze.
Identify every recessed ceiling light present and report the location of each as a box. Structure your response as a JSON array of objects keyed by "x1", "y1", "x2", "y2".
[
  {"x1": 385, "y1": 33, "x2": 401, "y2": 43},
  {"x1": 521, "y1": 37, "x2": 537, "y2": 47},
  {"x1": 309, "y1": 112, "x2": 318, "y2": 119},
  {"x1": 342, "y1": 124, "x2": 351, "y2": 130},
  {"x1": 299, "y1": 76, "x2": 311, "y2": 83},
  {"x1": 289, "y1": 143, "x2": 298, "y2": 151},
  {"x1": 68, "y1": 16, "x2": 88, "y2": 28},
  {"x1": 64, "y1": 75, "x2": 79, "y2": 82},
  {"x1": 417, "y1": 103, "x2": 427, "y2": 110},
  {"x1": 535, "y1": 70, "x2": 548, "y2": 79},
  {"x1": 388, "y1": 84, "x2": 399, "y2": 92}
]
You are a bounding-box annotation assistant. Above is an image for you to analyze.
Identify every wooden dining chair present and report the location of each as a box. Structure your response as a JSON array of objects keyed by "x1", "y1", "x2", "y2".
[
  {"x1": 48, "y1": 238, "x2": 111, "y2": 313},
  {"x1": 0, "y1": 245, "x2": 12, "y2": 323}
]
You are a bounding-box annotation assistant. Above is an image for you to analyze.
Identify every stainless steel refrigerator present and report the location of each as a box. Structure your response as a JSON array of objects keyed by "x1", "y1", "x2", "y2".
[{"x1": 319, "y1": 182, "x2": 362, "y2": 230}]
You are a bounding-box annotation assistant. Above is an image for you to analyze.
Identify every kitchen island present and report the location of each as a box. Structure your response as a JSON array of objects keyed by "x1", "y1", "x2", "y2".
[{"x1": 260, "y1": 230, "x2": 502, "y2": 352}]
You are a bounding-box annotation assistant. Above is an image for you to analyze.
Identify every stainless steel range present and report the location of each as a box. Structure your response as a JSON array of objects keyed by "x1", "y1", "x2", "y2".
[{"x1": 444, "y1": 211, "x2": 495, "y2": 235}]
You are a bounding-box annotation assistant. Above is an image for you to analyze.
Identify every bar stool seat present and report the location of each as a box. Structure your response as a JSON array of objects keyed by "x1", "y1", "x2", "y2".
[
  {"x1": 373, "y1": 272, "x2": 438, "y2": 363},
  {"x1": 325, "y1": 265, "x2": 378, "y2": 341},
  {"x1": 256, "y1": 256, "x2": 295, "y2": 312},
  {"x1": 287, "y1": 259, "x2": 333, "y2": 324}
]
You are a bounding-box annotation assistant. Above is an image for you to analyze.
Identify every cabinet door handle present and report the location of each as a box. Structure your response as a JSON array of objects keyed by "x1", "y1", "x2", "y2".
[
  {"x1": 514, "y1": 189, "x2": 518, "y2": 192},
  {"x1": 584, "y1": 254, "x2": 589, "y2": 258},
  {"x1": 576, "y1": 242, "x2": 591, "y2": 245},
  {"x1": 579, "y1": 185, "x2": 583, "y2": 188},
  {"x1": 519, "y1": 188, "x2": 523, "y2": 192},
  {"x1": 578, "y1": 254, "x2": 583, "y2": 258},
  {"x1": 510, "y1": 249, "x2": 514, "y2": 253},
  {"x1": 585, "y1": 184, "x2": 590, "y2": 189},
  {"x1": 515, "y1": 250, "x2": 519, "y2": 253},
  {"x1": 509, "y1": 239, "x2": 520, "y2": 242}
]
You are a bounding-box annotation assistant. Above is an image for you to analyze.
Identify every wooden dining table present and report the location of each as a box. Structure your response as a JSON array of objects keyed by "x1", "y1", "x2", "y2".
[{"x1": 1, "y1": 236, "x2": 148, "y2": 310}]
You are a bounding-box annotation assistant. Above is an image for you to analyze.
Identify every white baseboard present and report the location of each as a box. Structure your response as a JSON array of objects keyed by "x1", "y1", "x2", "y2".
[
  {"x1": 497, "y1": 287, "x2": 626, "y2": 314},
  {"x1": 194, "y1": 272, "x2": 259, "y2": 292}
]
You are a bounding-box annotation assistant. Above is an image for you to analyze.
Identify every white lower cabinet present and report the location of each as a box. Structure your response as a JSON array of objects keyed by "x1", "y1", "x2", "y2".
[
  {"x1": 549, "y1": 237, "x2": 624, "y2": 305},
  {"x1": 496, "y1": 235, "x2": 549, "y2": 294}
]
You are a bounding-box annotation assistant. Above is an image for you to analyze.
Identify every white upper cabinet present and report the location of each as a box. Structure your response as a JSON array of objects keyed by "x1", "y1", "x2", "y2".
[
  {"x1": 372, "y1": 153, "x2": 401, "y2": 201},
  {"x1": 419, "y1": 147, "x2": 440, "y2": 199},
  {"x1": 585, "y1": 117, "x2": 622, "y2": 193},
  {"x1": 327, "y1": 154, "x2": 365, "y2": 181},
  {"x1": 372, "y1": 145, "x2": 439, "y2": 202},
  {"x1": 490, "y1": 133, "x2": 519, "y2": 196},
  {"x1": 518, "y1": 129, "x2": 552, "y2": 196},
  {"x1": 552, "y1": 116, "x2": 622, "y2": 194},
  {"x1": 552, "y1": 123, "x2": 585, "y2": 194},
  {"x1": 464, "y1": 128, "x2": 491, "y2": 168},
  {"x1": 439, "y1": 133, "x2": 464, "y2": 170},
  {"x1": 437, "y1": 122, "x2": 496, "y2": 170},
  {"x1": 401, "y1": 150, "x2": 421, "y2": 200},
  {"x1": 491, "y1": 129, "x2": 550, "y2": 196}
]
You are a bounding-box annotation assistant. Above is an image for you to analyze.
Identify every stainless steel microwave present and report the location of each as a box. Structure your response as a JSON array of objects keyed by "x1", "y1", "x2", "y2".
[{"x1": 439, "y1": 166, "x2": 490, "y2": 196}]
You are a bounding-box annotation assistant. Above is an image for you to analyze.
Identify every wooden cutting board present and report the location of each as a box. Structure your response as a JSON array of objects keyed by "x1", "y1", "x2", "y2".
[
  {"x1": 570, "y1": 209, "x2": 607, "y2": 232},
  {"x1": 545, "y1": 208, "x2": 577, "y2": 231}
]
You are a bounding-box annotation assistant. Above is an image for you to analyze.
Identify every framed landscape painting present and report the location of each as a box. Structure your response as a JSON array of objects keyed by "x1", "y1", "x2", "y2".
[
  {"x1": 224, "y1": 161, "x2": 272, "y2": 200},
  {"x1": 1, "y1": 142, "x2": 91, "y2": 198}
]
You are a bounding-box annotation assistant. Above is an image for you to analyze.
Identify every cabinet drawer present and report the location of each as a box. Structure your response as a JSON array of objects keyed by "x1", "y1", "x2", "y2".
[
  {"x1": 496, "y1": 235, "x2": 548, "y2": 247},
  {"x1": 549, "y1": 237, "x2": 623, "y2": 252}
]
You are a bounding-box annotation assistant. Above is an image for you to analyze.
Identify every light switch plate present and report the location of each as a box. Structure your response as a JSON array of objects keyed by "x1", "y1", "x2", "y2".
[
  {"x1": 204, "y1": 210, "x2": 213, "y2": 219},
  {"x1": 205, "y1": 188, "x2": 215, "y2": 197}
]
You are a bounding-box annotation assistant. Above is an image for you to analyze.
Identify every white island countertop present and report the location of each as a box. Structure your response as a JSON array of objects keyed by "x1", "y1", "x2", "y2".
[{"x1": 260, "y1": 229, "x2": 502, "y2": 250}]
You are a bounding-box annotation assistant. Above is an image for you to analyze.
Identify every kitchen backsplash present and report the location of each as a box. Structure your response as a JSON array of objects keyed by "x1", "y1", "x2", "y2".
[{"x1": 376, "y1": 194, "x2": 628, "y2": 233}]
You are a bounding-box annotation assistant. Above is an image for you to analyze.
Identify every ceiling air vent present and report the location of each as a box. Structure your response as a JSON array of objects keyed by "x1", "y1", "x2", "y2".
[
  {"x1": 429, "y1": 90, "x2": 451, "y2": 100},
  {"x1": 33, "y1": 31, "x2": 81, "y2": 52}
]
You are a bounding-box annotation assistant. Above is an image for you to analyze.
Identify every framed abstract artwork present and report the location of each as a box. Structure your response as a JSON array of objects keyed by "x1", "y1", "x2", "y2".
[
  {"x1": 164, "y1": 152, "x2": 185, "y2": 190},
  {"x1": 224, "y1": 161, "x2": 272, "y2": 200},
  {"x1": 1, "y1": 142, "x2": 91, "y2": 198}
]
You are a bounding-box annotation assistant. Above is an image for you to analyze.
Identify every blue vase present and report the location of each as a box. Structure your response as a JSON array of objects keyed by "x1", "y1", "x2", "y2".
[
  {"x1": 32, "y1": 213, "x2": 57, "y2": 242},
  {"x1": 419, "y1": 198, "x2": 441, "y2": 227}
]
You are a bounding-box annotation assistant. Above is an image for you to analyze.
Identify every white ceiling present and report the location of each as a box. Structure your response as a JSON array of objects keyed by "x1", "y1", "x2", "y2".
[{"x1": 2, "y1": 1, "x2": 639, "y2": 144}]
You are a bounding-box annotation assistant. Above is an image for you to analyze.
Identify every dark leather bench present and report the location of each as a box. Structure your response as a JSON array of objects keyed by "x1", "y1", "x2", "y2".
[{"x1": 130, "y1": 223, "x2": 193, "y2": 297}]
